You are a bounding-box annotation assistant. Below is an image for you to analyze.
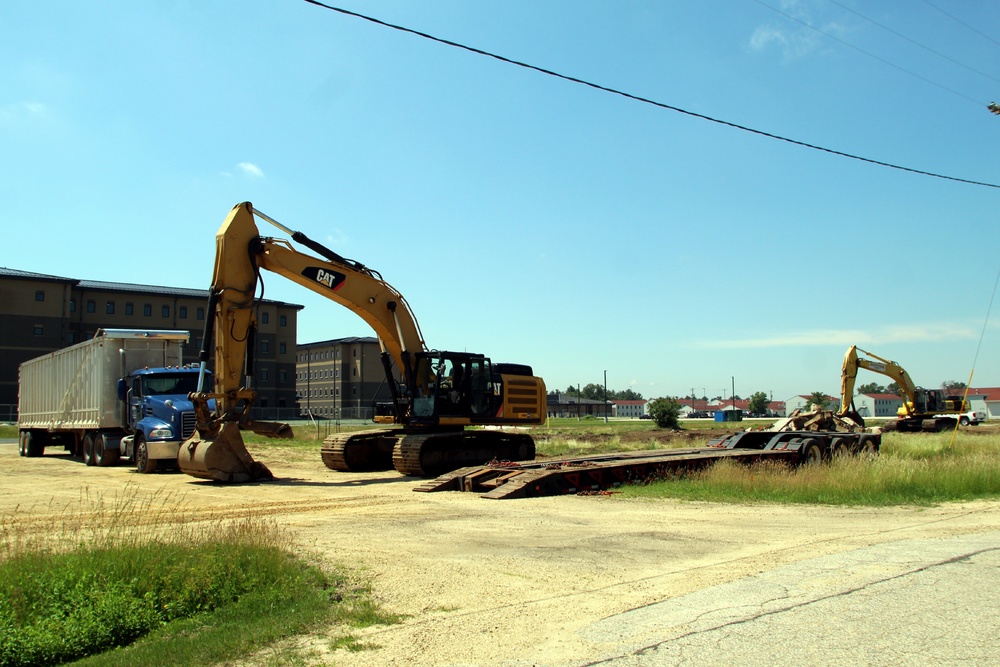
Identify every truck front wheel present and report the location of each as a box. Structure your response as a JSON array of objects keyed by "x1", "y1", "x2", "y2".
[
  {"x1": 960, "y1": 416, "x2": 970, "y2": 427},
  {"x1": 134, "y1": 435, "x2": 157, "y2": 474}
]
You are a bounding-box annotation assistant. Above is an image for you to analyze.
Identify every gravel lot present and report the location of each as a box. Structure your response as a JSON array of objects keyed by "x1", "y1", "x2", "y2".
[{"x1": 4, "y1": 440, "x2": 999, "y2": 666}]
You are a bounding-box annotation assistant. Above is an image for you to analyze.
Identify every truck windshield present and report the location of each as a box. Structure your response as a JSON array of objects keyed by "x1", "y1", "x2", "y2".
[{"x1": 143, "y1": 373, "x2": 201, "y2": 396}]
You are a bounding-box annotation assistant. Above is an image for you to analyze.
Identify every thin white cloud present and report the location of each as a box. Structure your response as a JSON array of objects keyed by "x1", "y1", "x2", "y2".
[
  {"x1": 237, "y1": 162, "x2": 264, "y2": 178},
  {"x1": 688, "y1": 323, "x2": 980, "y2": 350},
  {"x1": 0, "y1": 101, "x2": 49, "y2": 123}
]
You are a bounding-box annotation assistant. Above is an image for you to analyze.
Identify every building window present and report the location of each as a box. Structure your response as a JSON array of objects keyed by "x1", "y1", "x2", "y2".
[
  {"x1": 261, "y1": 368, "x2": 269, "y2": 381},
  {"x1": 162, "y1": 305, "x2": 169, "y2": 318},
  {"x1": 68, "y1": 332, "x2": 76, "y2": 344},
  {"x1": 179, "y1": 306, "x2": 187, "y2": 319},
  {"x1": 35, "y1": 290, "x2": 44, "y2": 302},
  {"x1": 261, "y1": 312, "x2": 269, "y2": 324},
  {"x1": 33, "y1": 325, "x2": 43, "y2": 336},
  {"x1": 143, "y1": 303, "x2": 152, "y2": 317},
  {"x1": 279, "y1": 342, "x2": 286, "y2": 354},
  {"x1": 69, "y1": 299, "x2": 76, "y2": 313},
  {"x1": 280, "y1": 315, "x2": 287, "y2": 327},
  {"x1": 196, "y1": 307, "x2": 204, "y2": 320},
  {"x1": 125, "y1": 302, "x2": 134, "y2": 316},
  {"x1": 279, "y1": 370, "x2": 287, "y2": 382},
  {"x1": 261, "y1": 340, "x2": 270, "y2": 353},
  {"x1": 106, "y1": 301, "x2": 115, "y2": 315},
  {"x1": 86, "y1": 300, "x2": 96, "y2": 313}
]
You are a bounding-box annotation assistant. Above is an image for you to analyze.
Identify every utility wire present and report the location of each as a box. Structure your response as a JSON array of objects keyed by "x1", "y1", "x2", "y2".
[
  {"x1": 303, "y1": 1, "x2": 1000, "y2": 190},
  {"x1": 752, "y1": 0, "x2": 985, "y2": 106},
  {"x1": 920, "y1": 0, "x2": 1000, "y2": 49},
  {"x1": 826, "y1": 0, "x2": 1000, "y2": 85}
]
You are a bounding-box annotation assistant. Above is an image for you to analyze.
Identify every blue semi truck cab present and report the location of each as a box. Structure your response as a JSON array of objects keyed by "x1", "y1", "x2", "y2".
[{"x1": 118, "y1": 366, "x2": 210, "y2": 473}]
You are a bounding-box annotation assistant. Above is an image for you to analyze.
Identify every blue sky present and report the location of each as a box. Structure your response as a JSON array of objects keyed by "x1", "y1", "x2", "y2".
[{"x1": 3, "y1": 1, "x2": 998, "y2": 402}]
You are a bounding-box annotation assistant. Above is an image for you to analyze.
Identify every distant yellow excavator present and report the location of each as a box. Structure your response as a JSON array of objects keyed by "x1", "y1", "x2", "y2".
[
  {"x1": 178, "y1": 202, "x2": 546, "y2": 482},
  {"x1": 837, "y1": 345, "x2": 967, "y2": 432}
]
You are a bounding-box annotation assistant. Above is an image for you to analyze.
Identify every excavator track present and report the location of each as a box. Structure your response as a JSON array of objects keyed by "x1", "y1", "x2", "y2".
[
  {"x1": 392, "y1": 430, "x2": 536, "y2": 477},
  {"x1": 320, "y1": 430, "x2": 398, "y2": 472}
]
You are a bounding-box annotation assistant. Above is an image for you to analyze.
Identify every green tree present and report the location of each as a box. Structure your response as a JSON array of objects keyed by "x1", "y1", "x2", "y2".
[
  {"x1": 886, "y1": 381, "x2": 902, "y2": 396},
  {"x1": 612, "y1": 388, "x2": 644, "y2": 400},
  {"x1": 807, "y1": 391, "x2": 831, "y2": 410},
  {"x1": 647, "y1": 397, "x2": 681, "y2": 429},
  {"x1": 857, "y1": 382, "x2": 886, "y2": 394},
  {"x1": 580, "y1": 383, "x2": 605, "y2": 400},
  {"x1": 941, "y1": 380, "x2": 967, "y2": 393},
  {"x1": 747, "y1": 391, "x2": 770, "y2": 416}
]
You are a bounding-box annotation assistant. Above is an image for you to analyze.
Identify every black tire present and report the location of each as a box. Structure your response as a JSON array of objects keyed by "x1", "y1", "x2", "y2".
[
  {"x1": 93, "y1": 433, "x2": 120, "y2": 467},
  {"x1": 799, "y1": 438, "x2": 823, "y2": 465},
  {"x1": 134, "y1": 435, "x2": 157, "y2": 474},
  {"x1": 82, "y1": 432, "x2": 96, "y2": 466},
  {"x1": 857, "y1": 437, "x2": 878, "y2": 459},
  {"x1": 828, "y1": 438, "x2": 850, "y2": 459},
  {"x1": 25, "y1": 431, "x2": 44, "y2": 458},
  {"x1": 18, "y1": 431, "x2": 27, "y2": 457},
  {"x1": 960, "y1": 416, "x2": 970, "y2": 427}
]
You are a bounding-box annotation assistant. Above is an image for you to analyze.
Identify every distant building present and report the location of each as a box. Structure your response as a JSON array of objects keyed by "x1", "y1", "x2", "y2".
[
  {"x1": 0, "y1": 267, "x2": 302, "y2": 419},
  {"x1": 612, "y1": 399, "x2": 647, "y2": 418},
  {"x1": 546, "y1": 393, "x2": 612, "y2": 419},
  {"x1": 295, "y1": 337, "x2": 393, "y2": 420},
  {"x1": 850, "y1": 393, "x2": 903, "y2": 418}
]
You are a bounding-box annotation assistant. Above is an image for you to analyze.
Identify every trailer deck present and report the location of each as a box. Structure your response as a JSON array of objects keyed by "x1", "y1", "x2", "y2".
[{"x1": 414, "y1": 429, "x2": 880, "y2": 499}]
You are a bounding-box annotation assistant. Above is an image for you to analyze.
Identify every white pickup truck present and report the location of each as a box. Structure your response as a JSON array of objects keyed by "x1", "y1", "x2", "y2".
[{"x1": 948, "y1": 410, "x2": 987, "y2": 426}]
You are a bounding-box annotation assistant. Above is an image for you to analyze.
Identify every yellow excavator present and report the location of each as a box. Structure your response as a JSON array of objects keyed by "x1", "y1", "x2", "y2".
[
  {"x1": 177, "y1": 202, "x2": 546, "y2": 483},
  {"x1": 836, "y1": 345, "x2": 967, "y2": 433}
]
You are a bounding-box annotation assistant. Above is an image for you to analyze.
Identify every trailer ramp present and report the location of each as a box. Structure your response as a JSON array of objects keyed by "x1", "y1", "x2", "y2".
[{"x1": 414, "y1": 447, "x2": 799, "y2": 499}]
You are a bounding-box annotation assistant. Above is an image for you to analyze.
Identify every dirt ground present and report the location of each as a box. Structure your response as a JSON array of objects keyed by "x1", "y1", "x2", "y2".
[{"x1": 4, "y1": 438, "x2": 1000, "y2": 667}]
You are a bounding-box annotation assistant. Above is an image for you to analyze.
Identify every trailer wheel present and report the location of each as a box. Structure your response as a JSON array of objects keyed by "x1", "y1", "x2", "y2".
[
  {"x1": 134, "y1": 435, "x2": 157, "y2": 474},
  {"x1": 799, "y1": 439, "x2": 823, "y2": 465},
  {"x1": 24, "y1": 431, "x2": 44, "y2": 458},
  {"x1": 857, "y1": 437, "x2": 878, "y2": 459},
  {"x1": 93, "y1": 433, "x2": 120, "y2": 467},
  {"x1": 18, "y1": 431, "x2": 27, "y2": 457},
  {"x1": 82, "y1": 433, "x2": 96, "y2": 466},
  {"x1": 829, "y1": 439, "x2": 850, "y2": 459}
]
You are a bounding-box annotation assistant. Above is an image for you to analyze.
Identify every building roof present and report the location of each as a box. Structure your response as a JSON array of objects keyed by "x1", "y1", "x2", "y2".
[
  {"x1": 611, "y1": 399, "x2": 647, "y2": 406},
  {"x1": 0, "y1": 266, "x2": 77, "y2": 283},
  {"x1": 1, "y1": 267, "x2": 302, "y2": 308},
  {"x1": 300, "y1": 336, "x2": 379, "y2": 347},
  {"x1": 860, "y1": 393, "x2": 902, "y2": 400}
]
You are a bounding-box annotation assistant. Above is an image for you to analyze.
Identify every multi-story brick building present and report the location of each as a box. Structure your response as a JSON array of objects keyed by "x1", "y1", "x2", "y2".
[
  {"x1": 295, "y1": 336, "x2": 394, "y2": 420},
  {"x1": 0, "y1": 267, "x2": 302, "y2": 419}
]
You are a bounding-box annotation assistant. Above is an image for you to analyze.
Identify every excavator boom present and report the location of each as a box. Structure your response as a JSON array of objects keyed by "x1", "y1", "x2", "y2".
[{"x1": 179, "y1": 202, "x2": 545, "y2": 482}]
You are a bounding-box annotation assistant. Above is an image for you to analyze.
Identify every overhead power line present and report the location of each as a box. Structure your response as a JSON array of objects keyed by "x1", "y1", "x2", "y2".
[
  {"x1": 920, "y1": 0, "x2": 1000, "y2": 49},
  {"x1": 303, "y1": 0, "x2": 1000, "y2": 190},
  {"x1": 825, "y1": 0, "x2": 1000, "y2": 86},
  {"x1": 752, "y1": 0, "x2": 985, "y2": 107}
]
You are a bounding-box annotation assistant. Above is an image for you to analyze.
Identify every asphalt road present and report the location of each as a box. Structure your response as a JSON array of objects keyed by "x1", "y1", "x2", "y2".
[{"x1": 573, "y1": 532, "x2": 1000, "y2": 667}]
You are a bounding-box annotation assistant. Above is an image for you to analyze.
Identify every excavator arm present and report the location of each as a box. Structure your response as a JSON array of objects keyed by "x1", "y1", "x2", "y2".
[
  {"x1": 838, "y1": 345, "x2": 919, "y2": 419},
  {"x1": 179, "y1": 202, "x2": 429, "y2": 482}
]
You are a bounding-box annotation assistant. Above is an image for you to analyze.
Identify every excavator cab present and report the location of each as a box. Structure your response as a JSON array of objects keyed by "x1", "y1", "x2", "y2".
[{"x1": 408, "y1": 352, "x2": 496, "y2": 423}]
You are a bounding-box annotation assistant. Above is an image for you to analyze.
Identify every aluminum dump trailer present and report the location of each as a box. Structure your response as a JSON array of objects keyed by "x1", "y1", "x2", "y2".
[{"x1": 17, "y1": 329, "x2": 199, "y2": 471}]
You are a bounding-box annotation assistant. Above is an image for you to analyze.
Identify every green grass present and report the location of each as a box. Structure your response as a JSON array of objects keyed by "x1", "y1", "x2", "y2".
[
  {"x1": 0, "y1": 425, "x2": 17, "y2": 439},
  {"x1": 0, "y1": 489, "x2": 399, "y2": 667},
  {"x1": 620, "y1": 431, "x2": 1000, "y2": 506}
]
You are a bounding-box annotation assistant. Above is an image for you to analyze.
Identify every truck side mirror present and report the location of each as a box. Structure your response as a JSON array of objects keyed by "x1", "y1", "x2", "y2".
[{"x1": 117, "y1": 378, "x2": 127, "y2": 401}]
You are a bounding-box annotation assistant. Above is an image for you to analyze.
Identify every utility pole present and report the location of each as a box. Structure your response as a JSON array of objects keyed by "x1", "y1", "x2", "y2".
[{"x1": 603, "y1": 370, "x2": 608, "y2": 423}]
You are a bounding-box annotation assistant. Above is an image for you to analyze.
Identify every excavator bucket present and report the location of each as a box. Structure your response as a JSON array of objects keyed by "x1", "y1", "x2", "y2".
[{"x1": 177, "y1": 421, "x2": 274, "y2": 483}]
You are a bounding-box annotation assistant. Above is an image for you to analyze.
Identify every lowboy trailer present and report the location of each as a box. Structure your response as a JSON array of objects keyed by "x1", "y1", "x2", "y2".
[{"x1": 416, "y1": 429, "x2": 880, "y2": 499}]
